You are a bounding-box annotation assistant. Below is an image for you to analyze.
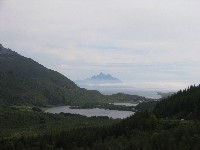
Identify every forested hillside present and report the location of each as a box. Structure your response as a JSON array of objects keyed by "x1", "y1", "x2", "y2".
[
  {"x1": 0, "y1": 44, "x2": 106, "y2": 106},
  {"x1": 0, "y1": 44, "x2": 150, "y2": 107},
  {"x1": 0, "y1": 107, "x2": 117, "y2": 138},
  {"x1": 1, "y1": 110, "x2": 200, "y2": 150},
  {"x1": 2, "y1": 44, "x2": 200, "y2": 149},
  {"x1": 154, "y1": 85, "x2": 200, "y2": 120},
  {"x1": 1, "y1": 84, "x2": 200, "y2": 149}
]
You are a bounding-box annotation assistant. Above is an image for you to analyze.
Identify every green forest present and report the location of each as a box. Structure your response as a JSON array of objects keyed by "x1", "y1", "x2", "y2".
[
  {"x1": 1, "y1": 44, "x2": 200, "y2": 149},
  {"x1": 1, "y1": 85, "x2": 200, "y2": 149}
]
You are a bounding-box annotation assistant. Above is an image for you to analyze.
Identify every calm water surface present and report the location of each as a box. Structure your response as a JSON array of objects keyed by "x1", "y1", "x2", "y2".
[
  {"x1": 45, "y1": 106, "x2": 134, "y2": 119},
  {"x1": 113, "y1": 102, "x2": 138, "y2": 107}
]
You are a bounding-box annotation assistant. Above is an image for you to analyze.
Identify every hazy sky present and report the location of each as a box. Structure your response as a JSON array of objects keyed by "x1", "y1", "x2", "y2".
[{"x1": 1, "y1": 0, "x2": 200, "y2": 90}]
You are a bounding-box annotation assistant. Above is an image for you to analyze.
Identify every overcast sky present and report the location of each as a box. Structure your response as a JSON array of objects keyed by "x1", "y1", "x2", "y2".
[{"x1": 0, "y1": 0, "x2": 200, "y2": 90}]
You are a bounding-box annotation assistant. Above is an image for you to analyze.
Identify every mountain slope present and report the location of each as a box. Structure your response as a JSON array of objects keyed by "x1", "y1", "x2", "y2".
[
  {"x1": 76, "y1": 72, "x2": 121, "y2": 85},
  {"x1": 89, "y1": 72, "x2": 121, "y2": 82},
  {"x1": 0, "y1": 44, "x2": 105, "y2": 106},
  {"x1": 0, "y1": 44, "x2": 152, "y2": 107},
  {"x1": 154, "y1": 85, "x2": 200, "y2": 120}
]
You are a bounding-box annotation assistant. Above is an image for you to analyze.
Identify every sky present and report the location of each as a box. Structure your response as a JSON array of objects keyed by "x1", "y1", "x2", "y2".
[{"x1": 0, "y1": 0, "x2": 200, "y2": 91}]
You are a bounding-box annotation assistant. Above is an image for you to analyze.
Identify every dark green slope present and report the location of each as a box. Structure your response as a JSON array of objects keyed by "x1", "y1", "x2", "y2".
[
  {"x1": 0, "y1": 107, "x2": 117, "y2": 138},
  {"x1": 154, "y1": 85, "x2": 200, "y2": 120},
  {"x1": 2, "y1": 84, "x2": 200, "y2": 149},
  {"x1": 2, "y1": 109, "x2": 200, "y2": 150},
  {"x1": 0, "y1": 44, "x2": 105, "y2": 106},
  {"x1": 109, "y1": 93, "x2": 150, "y2": 102},
  {"x1": 0, "y1": 44, "x2": 151, "y2": 107}
]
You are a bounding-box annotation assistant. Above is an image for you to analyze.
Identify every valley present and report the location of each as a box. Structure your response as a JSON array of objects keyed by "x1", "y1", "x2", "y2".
[
  {"x1": 1, "y1": 0, "x2": 200, "y2": 149},
  {"x1": 1, "y1": 44, "x2": 200, "y2": 150}
]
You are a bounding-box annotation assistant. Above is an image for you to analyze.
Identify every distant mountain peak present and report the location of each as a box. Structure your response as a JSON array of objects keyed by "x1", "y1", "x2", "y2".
[
  {"x1": 99, "y1": 72, "x2": 104, "y2": 75},
  {"x1": 89, "y1": 72, "x2": 120, "y2": 81},
  {"x1": 75, "y1": 73, "x2": 122, "y2": 91},
  {"x1": 76, "y1": 73, "x2": 122, "y2": 85}
]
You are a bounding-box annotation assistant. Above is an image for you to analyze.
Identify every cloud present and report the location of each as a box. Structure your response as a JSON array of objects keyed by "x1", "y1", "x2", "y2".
[{"x1": 0, "y1": 0, "x2": 200, "y2": 90}]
